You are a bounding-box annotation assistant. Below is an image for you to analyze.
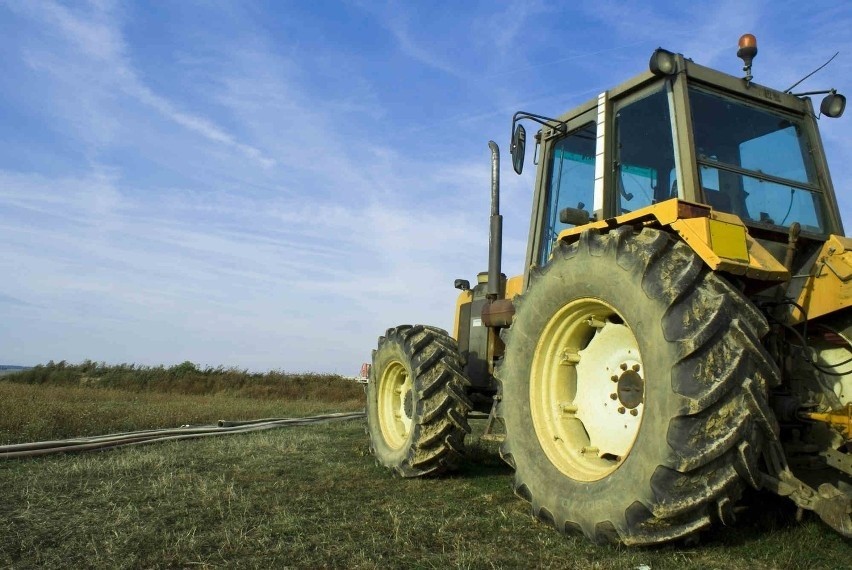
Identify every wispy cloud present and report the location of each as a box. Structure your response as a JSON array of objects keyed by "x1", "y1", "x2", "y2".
[
  {"x1": 0, "y1": 293, "x2": 37, "y2": 308},
  {"x1": 8, "y1": 0, "x2": 274, "y2": 167},
  {"x1": 1, "y1": 0, "x2": 850, "y2": 372},
  {"x1": 359, "y1": 2, "x2": 463, "y2": 77}
]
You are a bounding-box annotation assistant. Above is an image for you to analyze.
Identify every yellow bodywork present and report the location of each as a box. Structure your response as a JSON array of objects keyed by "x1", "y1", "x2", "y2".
[
  {"x1": 791, "y1": 235, "x2": 852, "y2": 323},
  {"x1": 505, "y1": 275, "x2": 523, "y2": 298},
  {"x1": 452, "y1": 290, "x2": 473, "y2": 341},
  {"x1": 456, "y1": 199, "x2": 849, "y2": 338},
  {"x1": 551, "y1": 198, "x2": 852, "y2": 329},
  {"x1": 556, "y1": 199, "x2": 789, "y2": 282},
  {"x1": 452, "y1": 275, "x2": 524, "y2": 340}
]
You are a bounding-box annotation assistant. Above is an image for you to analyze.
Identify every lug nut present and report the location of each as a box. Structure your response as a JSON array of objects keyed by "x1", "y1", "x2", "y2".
[
  {"x1": 630, "y1": 409, "x2": 638, "y2": 416},
  {"x1": 618, "y1": 407, "x2": 626, "y2": 414},
  {"x1": 610, "y1": 393, "x2": 618, "y2": 400},
  {"x1": 620, "y1": 363, "x2": 628, "y2": 371},
  {"x1": 610, "y1": 375, "x2": 619, "y2": 382},
  {"x1": 632, "y1": 364, "x2": 641, "y2": 372}
]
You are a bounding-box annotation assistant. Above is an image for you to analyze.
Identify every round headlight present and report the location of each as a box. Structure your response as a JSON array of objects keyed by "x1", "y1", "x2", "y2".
[
  {"x1": 649, "y1": 49, "x2": 677, "y2": 76},
  {"x1": 821, "y1": 92, "x2": 846, "y2": 118}
]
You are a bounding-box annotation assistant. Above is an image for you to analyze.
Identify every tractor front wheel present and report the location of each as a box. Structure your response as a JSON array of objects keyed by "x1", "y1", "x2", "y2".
[
  {"x1": 498, "y1": 226, "x2": 780, "y2": 545},
  {"x1": 366, "y1": 325, "x2": 472, "y2": 477}
]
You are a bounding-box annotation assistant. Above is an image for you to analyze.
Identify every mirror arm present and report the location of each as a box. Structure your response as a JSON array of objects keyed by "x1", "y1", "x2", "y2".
[
  {"x1": 510, "y1": 112, "x2": 568, "y2": 175},
  {"x1": 510, "y1": 111, "x2": 568, "y2": 142},
  {"x1": 790, "y1": 88, "x2": 835, "y2": 97}
]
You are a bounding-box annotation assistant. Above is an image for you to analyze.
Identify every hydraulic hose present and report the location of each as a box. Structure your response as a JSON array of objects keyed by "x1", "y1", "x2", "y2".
[{"x1": 0, "y1": 411, "x2": 365, "y2": 459}]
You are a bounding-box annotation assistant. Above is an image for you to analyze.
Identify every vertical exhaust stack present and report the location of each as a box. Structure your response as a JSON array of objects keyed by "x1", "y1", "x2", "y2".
[{"x1": 487, "y1": 141, "x2": 503, "y2": 300}]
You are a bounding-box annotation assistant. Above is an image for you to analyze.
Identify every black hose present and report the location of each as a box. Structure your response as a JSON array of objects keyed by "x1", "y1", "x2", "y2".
[
  {"x1": 762, "y1": 300, "x2": 852, "y2": 377},
  {"x1": 0, "y1": 411, "x2": 365, "y2": 459}
]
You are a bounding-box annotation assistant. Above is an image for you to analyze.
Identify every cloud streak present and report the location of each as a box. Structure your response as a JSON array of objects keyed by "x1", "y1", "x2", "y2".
[
  {"x1": 10, "y1": 0, "x2": 274, "y2": 167},
  {"x1": 1, "y1": 0, "x2": 850, "y2": 373}
]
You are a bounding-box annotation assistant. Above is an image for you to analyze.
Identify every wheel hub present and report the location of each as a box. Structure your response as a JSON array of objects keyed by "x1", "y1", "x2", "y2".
[
  {"x1": 377, "y1": 361, "x2": 413, "y2": 449},
  {"x1": 617, "y1": 368, "x2": 644, "y2": 409},
  {"x1": 574, "y1": 323, "x2": 644, "y2": 458},
  {"x1": 530, "y1": 298, "x2": 646, "y2": 481}
]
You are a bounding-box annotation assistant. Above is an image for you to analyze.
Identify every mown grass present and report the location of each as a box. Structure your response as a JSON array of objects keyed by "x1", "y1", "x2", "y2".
[
  {"x1": 1, "y1": 363, "x2": 848, "y2": 568},
  {"x1": 2, "y1": 420, "x2": 849, "y2": 569}
]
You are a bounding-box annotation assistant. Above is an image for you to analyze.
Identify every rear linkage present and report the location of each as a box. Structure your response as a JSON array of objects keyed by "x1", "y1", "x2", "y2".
[{"x1": 743, "y1": 377, "x2": 852, "y2": 536}]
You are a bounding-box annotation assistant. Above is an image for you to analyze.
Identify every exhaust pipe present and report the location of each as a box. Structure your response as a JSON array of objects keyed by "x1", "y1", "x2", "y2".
[{"x1": 487, "y1": 141, "x2": 502, "y2": 300}]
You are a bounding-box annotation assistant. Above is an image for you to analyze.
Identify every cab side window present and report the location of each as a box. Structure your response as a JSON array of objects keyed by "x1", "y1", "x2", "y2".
[
  {"x1": 539, "y1": 122, "x2": 596, "y2": 265},
  {"x1": 614, "y1": 87, "x2": 677, "y2": 213}
]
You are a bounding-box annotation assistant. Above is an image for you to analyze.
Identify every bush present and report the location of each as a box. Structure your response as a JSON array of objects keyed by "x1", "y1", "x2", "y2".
[{"x1": 4, "y1": 361, "x2": 365, "y2": 402}]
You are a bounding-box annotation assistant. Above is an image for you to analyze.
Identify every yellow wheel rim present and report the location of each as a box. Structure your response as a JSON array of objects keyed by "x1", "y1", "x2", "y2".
[
  {"x1": 377, "y1": 360, "x2": 413, "y2": 449},
  {"x1": 530, "y1": 298, "x2": 645, "y2": 481}
]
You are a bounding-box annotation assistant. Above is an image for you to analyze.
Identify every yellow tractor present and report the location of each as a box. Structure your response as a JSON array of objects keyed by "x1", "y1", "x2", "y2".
[{"x1": 365, "y1": 35, "x2": 852, "y2": 545}]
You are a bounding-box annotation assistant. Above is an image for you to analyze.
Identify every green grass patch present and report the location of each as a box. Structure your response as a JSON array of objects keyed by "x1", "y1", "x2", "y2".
[
  {"x1": 1, "y1": 363, "x2": 848, "y2": 567},
  {"x1": 1, "y1": 420, "x2": 848, "y2": 569}
]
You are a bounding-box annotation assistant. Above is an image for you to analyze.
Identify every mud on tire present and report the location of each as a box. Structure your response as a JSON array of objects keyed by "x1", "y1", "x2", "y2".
[
  {"x1": 497, "y1": 226, "x2": 780, "y2": 545},
  {"x1": 367, "y1": 325, "x2": 473, "y2": 477}
]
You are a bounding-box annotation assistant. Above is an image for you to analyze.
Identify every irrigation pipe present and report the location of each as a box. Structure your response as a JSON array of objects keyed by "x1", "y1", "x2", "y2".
[{"x1": 0, "y1": 411, "x2": 365, "y2": 459}]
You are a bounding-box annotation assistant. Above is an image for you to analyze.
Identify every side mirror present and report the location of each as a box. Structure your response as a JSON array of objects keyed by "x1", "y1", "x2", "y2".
[
  {"x1": 454, "y1": 279, "x2": 470, "y2": 291},
  {"x1": 821, "y1": 92, "x2": 846, "y2": 118},
  {"x1": 511, "y1": 124, "x2": 526, "y2": 174}
]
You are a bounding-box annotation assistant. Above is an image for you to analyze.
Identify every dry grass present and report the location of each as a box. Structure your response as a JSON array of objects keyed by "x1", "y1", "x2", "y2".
[
  {"x1": 1, "y1": 420, "x2": 848, "y2": 569},
  {"x1": 0, "y1": 382, "x2": 364, "y2": 444},
  {"x1": 0, "y1": 361, "x2": 364, "y2": 445},
  {"x1": 5, "y1": 360, "x2": 363, "y2": 401},
  {"x1": 0, "y1": 363, "x2": 848, "y2": 568}
]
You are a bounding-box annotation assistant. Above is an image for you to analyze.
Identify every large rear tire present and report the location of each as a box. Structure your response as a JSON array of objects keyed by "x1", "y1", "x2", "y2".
[
  {"x1": 367, "y1": 325, "x2": 473, "y2": 477},
  {"x1": 498, "y1": 226, "x2": 780, "y2": 545}
]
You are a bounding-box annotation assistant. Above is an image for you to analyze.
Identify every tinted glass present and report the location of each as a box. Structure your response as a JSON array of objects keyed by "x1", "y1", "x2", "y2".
[
  {"x1": 539, "y1": 122, "x2": 596, "y2": 265},
  {"x1": 614, "y1": 86, "x2": 677, "y2": 213},
  {"x1": 689, "y1": 88, "x2": 826, "y2": 232}
]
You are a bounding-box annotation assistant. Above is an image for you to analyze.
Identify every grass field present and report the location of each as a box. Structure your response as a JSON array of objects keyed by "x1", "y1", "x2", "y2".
[
  {"x1": 0, "y1": 361, "x2": 364, "y2": 444},
  {"x1": 0, "y1": 382, "x2": 364, "y2": 445},
  {"x1": 1, "y1": 364, "x2": 850, "y2": 568}
]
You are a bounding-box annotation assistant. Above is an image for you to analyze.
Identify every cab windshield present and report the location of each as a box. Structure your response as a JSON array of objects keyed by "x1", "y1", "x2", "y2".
[{"x1": 688, "y1": 87, "x2": 828, "y2": 233}]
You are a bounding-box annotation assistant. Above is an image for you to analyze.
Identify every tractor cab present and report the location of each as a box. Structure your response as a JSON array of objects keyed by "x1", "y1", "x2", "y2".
[{"x1": 513, "y1": 37, "x2": 846, "y2": 284}]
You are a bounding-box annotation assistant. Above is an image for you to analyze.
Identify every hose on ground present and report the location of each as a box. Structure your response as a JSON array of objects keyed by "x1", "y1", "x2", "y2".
[{"x1": 0, "y1": 411, "x2": 365, "y2": 459}]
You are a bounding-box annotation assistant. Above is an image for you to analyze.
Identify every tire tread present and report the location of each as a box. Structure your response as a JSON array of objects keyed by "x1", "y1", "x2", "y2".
[
  {"x1": 367, "y1": 325, "x2": 473, "y2": 478},
  {"x1": 497, "y1": 227, "x2": 777, "y2": 545}
]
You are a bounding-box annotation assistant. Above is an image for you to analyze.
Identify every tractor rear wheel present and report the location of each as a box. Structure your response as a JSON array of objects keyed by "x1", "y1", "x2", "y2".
[
  {"x1": 367, "y1": 325, "x2": 473, "y2": 477},
  {"x1": 498, "y1": 226, "x2": 780, "y2": 545}
]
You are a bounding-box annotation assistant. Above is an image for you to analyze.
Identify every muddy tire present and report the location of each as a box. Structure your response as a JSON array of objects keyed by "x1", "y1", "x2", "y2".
[
  {"x1": 497, "y1": 226, "x2": 780, "y2": 545},
  {"x1": 367, "y1": 325, "x2": 473, "y2": 477}
]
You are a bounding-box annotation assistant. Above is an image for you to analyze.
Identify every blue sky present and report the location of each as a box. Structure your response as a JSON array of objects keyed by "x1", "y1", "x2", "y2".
[{"x1": 1, "y1": 0, "x2": 850, "y2": 373}]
